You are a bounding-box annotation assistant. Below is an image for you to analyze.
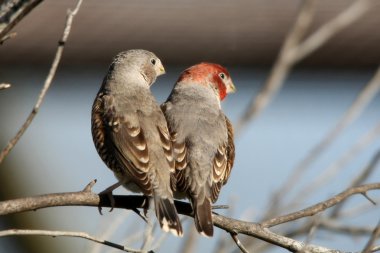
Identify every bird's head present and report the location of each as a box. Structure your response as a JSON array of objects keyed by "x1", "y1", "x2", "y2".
[
  {"x1": 177, "y1": 62, "x2": 236, "y2": 101},
  {"x1": 110, "y1": 49, "x2": 165, "y2": 86}
]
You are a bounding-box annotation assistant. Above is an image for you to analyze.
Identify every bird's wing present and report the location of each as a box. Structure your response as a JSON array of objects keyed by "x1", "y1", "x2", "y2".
[
  {"x1": 102, "y1": 94, "x2": 154, "y2": 194},
  {"x1": 161, "y1": 103, "x2": 187, "y2": 192},
  {"x1": 210, "y1": 114, "x2": 235, "y2": 202}
]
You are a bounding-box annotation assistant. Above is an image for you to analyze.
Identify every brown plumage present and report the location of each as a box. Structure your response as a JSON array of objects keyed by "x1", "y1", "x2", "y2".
[{"x1": 92, "y1": 49, "x2": 183, "y2": 236}]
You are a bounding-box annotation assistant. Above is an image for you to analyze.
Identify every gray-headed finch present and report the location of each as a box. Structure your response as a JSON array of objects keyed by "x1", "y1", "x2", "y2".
[
  {"x1": 162, "y1": 63, "x2": 236, "y2": 237},
  {"x1": 91, "y1": 49, "x2": 183, "y2": 236}
]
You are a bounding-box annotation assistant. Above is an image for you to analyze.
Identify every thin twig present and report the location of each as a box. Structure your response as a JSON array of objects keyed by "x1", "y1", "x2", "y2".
[
  {"x1": 262, "y1": 183, "x2": 380, "y2": 227},
  {"x1": 363, "y1": 220, "x2": 380, "y2": 253},
  {"x1": 213, "y1": 197, "x2": 237, "y2": 253},
  {"x1": 0, "y1": 0, "x2": 84, "y2": 164},
  {"x1": 0, "y1": 229, "x2": 150, "y2": 253},
  {"x1": 0, "y1": 31, "x2": 16, "y2": 44},
  {"x1": 0, "y1": 83, "x2": 11, "y2": 90},
  {"x1": 339, "y1": 197, "x2": 380, "y2": 218},
  {"x1": 88, "y1": 210, "x2": 130, "y2": 253},
  {"x1": 328, "y1": 149, "x2": 380, "y2": 217},
  {"x1": 361, "y1": 192, "x2": 377, "y2": 205},
  {"x1": 230, "y1": 232, "x2": 250, "y2": 253},
  {"x1": 304, "y1": 213, "x2": 322, "y2": 246}
]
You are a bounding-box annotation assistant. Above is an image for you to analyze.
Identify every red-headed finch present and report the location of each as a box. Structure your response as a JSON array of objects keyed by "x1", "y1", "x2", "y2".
[
  {"x1": 91, "y1": 49, "x2": 183, "y2": 236},
  {"x1": 162, "y1": 63, "x2": 236, "y2": 237}
]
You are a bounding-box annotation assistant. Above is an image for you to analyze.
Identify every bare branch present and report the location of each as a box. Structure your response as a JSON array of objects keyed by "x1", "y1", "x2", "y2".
[
  {"x1": 361, "y1": 192, "x2": 377, "y2": 205},
  {"x1": 236, "y1": 0, "x2": 374, "y2": 134},
  {"x1": 363, "y1": 220, "x2": 380, "y2": 253},
  {"x1": 1, "y1": 181, "x2": 379, "y2": 252},
  {"x1": 0, "y1": 0, "x2": 83, "y2": 164},
  {"x1": 329, "y1": 148, "x2": 379, "y2": 215},
  {"x1": 0, "y1": 83, "x2": 11, "y2": 90},
  {"x1": 293, "y1": 0, "x2": 372, "y2": 62},
  {"x1": 0, "y1": 229, "x2": 149, "y2": 253},
  {"x1": 262, "y1": 183, "x2": 380, "y2": 227},
  {"x1": 235, "y1": 0, "x2": 316, "y2": 133},
  {"x1": 0, "y1": 0, "x2": 43, "y2": 39},
  {"x1": 212, "y1": 215, "x2": 339, "y2": 253}
]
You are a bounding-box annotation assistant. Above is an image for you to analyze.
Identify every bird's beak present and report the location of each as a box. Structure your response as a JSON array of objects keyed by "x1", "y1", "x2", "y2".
[
  {"x1": 157, "y1": 63, "x2": 166, "y2": 76},
  {"x1": 226, "y1": 80, "x2": 236, "y2": 93}
]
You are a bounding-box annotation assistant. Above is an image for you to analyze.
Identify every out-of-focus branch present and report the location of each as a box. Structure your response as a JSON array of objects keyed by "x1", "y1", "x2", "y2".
[
  {"x1": 0, "y1": 31, "x2": 16, "y2": 44},
  {"x1": 330, "y1": 149, "x2": 380, "y2": 218},
  {"x1": 236, "y1": 0, "x2": 373, "y2": 134},
  {"x1": 271, "y1": 64, "x2": 380, "y2": 215},
  {"x1": 0, "y1": 229, "x2": 149, "y2": 253},
  {"x1": 230, "y1": 232, "x2": 249, "y2": 253},
  {"x1": 289, "y1": 64, "x2": 380, "y2": 188},
  {"x1": 363, "y1": 220, "x2": 380, "y2": 253},
  {"x1": 1, "y1": 180, "x2": 379, "y2": 252},
  {"x1": 0, "y1": 0, "x2": 83, "y2": 164},
  {"x1": 319, "y1": 220, "x2": 377, "y2": 236},
  {"x1": 262, "y1": 183, "x2": 380, "y2": 227},
  {"x1": 292, "y1": 0, "x2": 373, "y2": 62},
  {"x1": 235, "y1": 0, "x2": 316, "y2": 133},
  {"x1": 0, "y1": 0, "x2": 43, "y2": 40},
  {"x1": 179, "y1": 225, "x2": 198, "y2": 253},
  {"x1": 0, "y1": 83, "x2": 11, "y2": 90},
  {"x1": 292, "y1": 123, "x2": 380, "y2": 205},
  {"x1": 88, "y1": 211, "x2": 130, "y2": 253}
]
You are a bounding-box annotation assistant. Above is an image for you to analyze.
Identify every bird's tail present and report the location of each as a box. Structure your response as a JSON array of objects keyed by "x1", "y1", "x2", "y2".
[
  {"x1": 193, "y1": 197, "x2": 213, "y2": 237},
  {"x1": 154, "y1": 195, "x2": 183, "y2": 237}
]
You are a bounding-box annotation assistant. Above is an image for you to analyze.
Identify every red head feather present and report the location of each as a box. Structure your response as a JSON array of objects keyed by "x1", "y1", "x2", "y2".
[{"x1": 177, "y1": 62, "x2": 232, "y2": 100}]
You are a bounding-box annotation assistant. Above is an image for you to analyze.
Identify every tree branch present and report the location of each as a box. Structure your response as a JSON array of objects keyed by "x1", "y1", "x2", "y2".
[
  {"x1": 262, "y1": 183, "x2": 380, "y2": 227},
  {"x1": 1, "y1": 181, "x2": 379, "y2": 252},
  {"x1": 0, "y1": 0, "x2": 83, "y2": 164},
  {"x1": 0, "y1": 0, "x2": 43, "y2": 40},
  {"x1": 0, "y1": 229, "x2": 150, "y2": 253}
]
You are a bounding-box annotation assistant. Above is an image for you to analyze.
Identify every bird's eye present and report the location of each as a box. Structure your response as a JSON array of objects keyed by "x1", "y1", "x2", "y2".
[
  {"x1": 151, "y1": 58, "x2": 156, "y2": 65},
  {"x1": 219, "y1": 73, "x2": 225, "y2": 79}
]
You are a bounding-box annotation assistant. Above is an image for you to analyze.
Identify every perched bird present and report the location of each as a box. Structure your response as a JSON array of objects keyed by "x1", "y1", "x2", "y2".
[
  {"x1": 91, "y1": 49, "x2": 183, "y2": 237},
  {"x1": 162, "y1": 63, "x2": 236, "y2": 237}
]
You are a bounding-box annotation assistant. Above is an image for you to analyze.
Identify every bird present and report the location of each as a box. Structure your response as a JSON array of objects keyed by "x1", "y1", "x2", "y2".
[
  {"x1": 91, "y1": 49, "x2": 183, "y2": 237},
  {"x1": 162, "y1": 62, "x2": 236, "y2": 237}
]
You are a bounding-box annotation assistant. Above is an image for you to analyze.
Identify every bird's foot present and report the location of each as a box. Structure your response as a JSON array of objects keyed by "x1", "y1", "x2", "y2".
[{"x1": 98, "y1": 181, "x2": 124, "y2": 214}]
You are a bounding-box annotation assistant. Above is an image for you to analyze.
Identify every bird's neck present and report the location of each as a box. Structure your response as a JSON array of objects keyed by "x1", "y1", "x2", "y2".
[{"x1": 104, "y1": 67, "x2": 150, "y2": 94}]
